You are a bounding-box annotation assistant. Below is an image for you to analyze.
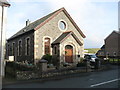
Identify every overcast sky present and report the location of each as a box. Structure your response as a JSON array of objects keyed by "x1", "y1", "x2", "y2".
[{"x1": 7, "y1": 0, "x2": 118, "y2": 48}]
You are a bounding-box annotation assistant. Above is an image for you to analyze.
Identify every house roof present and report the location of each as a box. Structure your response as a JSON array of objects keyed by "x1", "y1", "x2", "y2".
[
  {"x1": 101, "y1": 45, "x2": 105, "y2": 49},
  {"x1": 0, "y1": 0, "x2": 10, "y2": 6},
  {"x1": 105, "y1": 30, "x2": 120, "y2": 40},
  {"x1": 8, "y1": 8, "x2": 60, "y2": 40},
  {"x1": 115, "y1": 31, "x2": 120, "y2": 34},
  {"x1": 52, "y1": 31, "x2": 83, "y2": 46},
  {"x1": 8, "y1": 7, "x2": 86, "y2": 40}
]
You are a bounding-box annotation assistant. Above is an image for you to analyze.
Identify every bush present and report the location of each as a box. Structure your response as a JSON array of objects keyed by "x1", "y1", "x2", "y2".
[
  {"x1": 42, "y1": 54, "x2": 52, "y2": 64},
  {"x1": 77, "y1": 62, "x2": 86, "y2": 67},
  {"x1": 52, "y1": 55, "x2": 59, "y2": 66},
  {"x1": 80, "y1": 57, "x2": 84, "y2": 62},
  {"x1": 5, "y1": 61, "x2": 37, "y2": 78},
  {"x1": 6, "y1": 61, "x2": 36, "y2": 71}
]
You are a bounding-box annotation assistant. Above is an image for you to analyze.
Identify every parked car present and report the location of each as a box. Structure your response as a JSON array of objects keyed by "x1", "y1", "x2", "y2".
[{"x1": 84, "y1": 54, "x2": 97, "y2": 62}]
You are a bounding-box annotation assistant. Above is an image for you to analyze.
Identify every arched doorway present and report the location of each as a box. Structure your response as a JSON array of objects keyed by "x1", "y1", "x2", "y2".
[{"x1": 65, "y1": 45, "x2": 73, "y2": 63}]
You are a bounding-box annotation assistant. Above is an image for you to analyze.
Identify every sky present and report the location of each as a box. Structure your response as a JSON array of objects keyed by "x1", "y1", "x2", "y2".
[{"x1": 6, "y1": 0, "x2": 118, "y2": 48}]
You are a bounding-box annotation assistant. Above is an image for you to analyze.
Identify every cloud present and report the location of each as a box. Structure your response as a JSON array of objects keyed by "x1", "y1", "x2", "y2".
[
  {"x1": 7, "y1": 0, "x2": 118, "y2": 48},
  {"x1": 45, "y1": 0, "x2": 117, "y2": 48},
  {"x1": 9, "y1": 0, "x2": 119, "y2": 2}
]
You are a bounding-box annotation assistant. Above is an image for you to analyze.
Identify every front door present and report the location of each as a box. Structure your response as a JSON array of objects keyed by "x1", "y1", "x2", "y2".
[{"x1": 65, "y1": 45, "x2": 73, "y2": 63}]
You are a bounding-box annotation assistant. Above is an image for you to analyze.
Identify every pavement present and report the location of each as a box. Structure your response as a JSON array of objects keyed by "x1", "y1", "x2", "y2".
[{"x1": 2, "y1": 64, "x2": 119, "y2": 88}]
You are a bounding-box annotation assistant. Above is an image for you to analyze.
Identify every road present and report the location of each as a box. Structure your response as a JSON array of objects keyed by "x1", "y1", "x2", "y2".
[{"x1": 3, "y1": 65, "x2": 120, "y2": 88}]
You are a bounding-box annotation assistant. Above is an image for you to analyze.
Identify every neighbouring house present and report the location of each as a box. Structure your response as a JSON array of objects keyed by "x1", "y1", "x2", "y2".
[
  {"x1": 0, "y1": 0, "x2": 10, "y2": 76},
  {"x1": 96, "y1": 45, "x2": 105, "y2": 58},
  {"x1": 6, "y1": 8, "x2": 86, "y2": 66},
  {"x1": 97, "y1": 30, "x2": 120, "y2": 58}
]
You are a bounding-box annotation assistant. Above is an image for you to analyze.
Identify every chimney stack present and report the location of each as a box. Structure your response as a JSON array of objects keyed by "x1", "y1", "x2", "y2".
[{"x1": 26, "y1": 19, "x2": 30, "y2": 26}]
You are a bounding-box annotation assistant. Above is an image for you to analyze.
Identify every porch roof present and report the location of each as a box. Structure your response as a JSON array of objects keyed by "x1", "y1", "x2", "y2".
[{"x1": 52, "y1": 31, "x2": 83, "y2": 46}]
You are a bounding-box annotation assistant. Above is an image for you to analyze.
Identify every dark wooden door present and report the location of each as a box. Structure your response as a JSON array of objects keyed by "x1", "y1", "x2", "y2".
[{"x1": 65, "y1": 48, "x2": 73, "y2": 63}]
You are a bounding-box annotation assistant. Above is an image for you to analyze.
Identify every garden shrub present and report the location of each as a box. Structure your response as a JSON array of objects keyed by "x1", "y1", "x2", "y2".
[
  {"x1": 80, "y1": 57, "x2": 84, "y2": 63},
  {"x1": 51, "y1": 55, "x2": 59, "y2": 66},
  {"x1": 42, "y1": 54, "x2": 52, "y2": 64},
  {"x1": 77, "y1": 62, "x2": 86, "y2": 67},
  {"x1": 5, "y1": 61, "x2": 37, "y2": 78}
]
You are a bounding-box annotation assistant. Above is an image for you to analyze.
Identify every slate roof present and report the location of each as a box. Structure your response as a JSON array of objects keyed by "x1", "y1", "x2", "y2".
[
  {"x1": 52, "y1": 31, "x2": 83, "y2": 46},
  {"x1": 8, "y1": 8, "x2": 60, "y2": 40},
  {"x1": 101, "y1": 45, "x2": 105, "y2": 49},
  {"x1": 0, "y1": 0, "x2": 10, "y2": 6},
  {"x1": 115, "y1": 31, "x2": 120, "y2": 34},
  {"x1": 105, "y1": 30, "x2": 120, "y2": 40},
  {"x1": 8, "y1": 7, "x2": 86, "y2": 40}
]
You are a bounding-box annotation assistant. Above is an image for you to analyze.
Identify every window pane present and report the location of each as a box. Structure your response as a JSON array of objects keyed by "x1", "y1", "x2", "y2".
[
  {"x1": 44, "y1": 38, "x2": 50, "y2": 54},
  {"x1": 59, "y1": 21, "x2": 66, "y2": 30},
  {"x1": 26, "y1": 38, "x2": 30, "y2": 55}
]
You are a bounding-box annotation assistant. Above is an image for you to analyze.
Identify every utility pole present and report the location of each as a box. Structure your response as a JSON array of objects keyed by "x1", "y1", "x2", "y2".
[{"x1": 0, "y1": 0, "x2": 10, "y2": 77}]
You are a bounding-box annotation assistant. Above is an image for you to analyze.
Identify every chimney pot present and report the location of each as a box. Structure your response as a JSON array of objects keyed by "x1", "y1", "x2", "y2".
[{"x1": 26, "y1": 19, "x2": 30, "y2": 26}]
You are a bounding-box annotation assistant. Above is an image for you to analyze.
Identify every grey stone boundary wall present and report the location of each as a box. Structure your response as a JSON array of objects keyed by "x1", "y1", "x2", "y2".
[{"x1": 16, "y1": 66, "x2": 108, "y2": 80}]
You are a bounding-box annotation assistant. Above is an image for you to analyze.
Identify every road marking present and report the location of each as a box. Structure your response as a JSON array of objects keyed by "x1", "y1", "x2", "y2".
[{"x1": 90, "y1": 78, "x2": 120, "y2": 87}]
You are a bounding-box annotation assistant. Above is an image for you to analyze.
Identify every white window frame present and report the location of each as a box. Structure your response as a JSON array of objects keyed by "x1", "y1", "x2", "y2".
[{"x1": 58, "y1": 19, "x2": 68, "y2": 31}]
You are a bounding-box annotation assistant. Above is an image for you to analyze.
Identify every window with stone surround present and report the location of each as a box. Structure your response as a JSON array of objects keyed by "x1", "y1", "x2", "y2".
[
  {"x1": 26, "y1": 37, "x2": 30, "y2": 55},
  {"x1": 113, "y1": 52, "x2": 116, "y2": 56},
  {"x1": 12, "y1": 42, "x2": 15, "y2": 56},
  {"x1": 58, "y1": 20, "x2": 67, "y2": 31},
  {"x1": 18, "y1": 40, "x2": 22, "y2": 56},
  {"x1": 44, "y1": 38, "x2": 50, "y2": 55},
  {"x1": 7, "y1": 44, "x2": 9, "y2": 56}
]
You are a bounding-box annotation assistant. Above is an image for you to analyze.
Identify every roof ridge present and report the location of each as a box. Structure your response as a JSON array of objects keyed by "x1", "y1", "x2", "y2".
[
  {"x1": 105, "y1": 30, "x2": 119, "y2": 40},
  {"x1": 34, "y1": 7, "x2": 65, "y2": 30}
]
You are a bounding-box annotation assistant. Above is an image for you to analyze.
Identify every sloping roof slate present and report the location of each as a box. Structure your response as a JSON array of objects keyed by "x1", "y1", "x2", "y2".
[
  {"x1": 52, "y1": 31, "x2": 83, "y2": 46},
  {"x1": 52, "y1": 32, "x2": 71, "y2": 44},
  {"x1": 105, "y1": 30, "x2": 120, "y2": 40},
  {"x1": 8, "y1": 9, "x2": 59, "y2": 40},
  {"x1": 8, "y1": 7, "x2": 86, "y2": 40},
  {"x1": 115, "y1": 31, "x2": 120, "y2": 34}
]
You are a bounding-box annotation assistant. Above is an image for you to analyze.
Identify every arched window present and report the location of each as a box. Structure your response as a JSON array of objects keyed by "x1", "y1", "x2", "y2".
[
  {"x1": 44, "y1": 38, "x2": 50, "y2": 55},
  {"x1": 113, "y1": 52, "x2": 116, "y2": 56},
  {"x1": 7, "y1": 44, "x2": 9, "y2": 56},
  {"x1": 106, "y1": 52, "x2": 109, "y2": 56},
  {"x1": 12, "y1": 42, "x2": 15, "y2": 56},
  {"x1": 59, "y1": 21, "x2": 66, "y2": 30},
  {"x1": 18, "y1": 40, "x2": 22, "y2": 56},
  {"x1": 26, "y1": 38, "x2": 30, "y2": 55}
]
